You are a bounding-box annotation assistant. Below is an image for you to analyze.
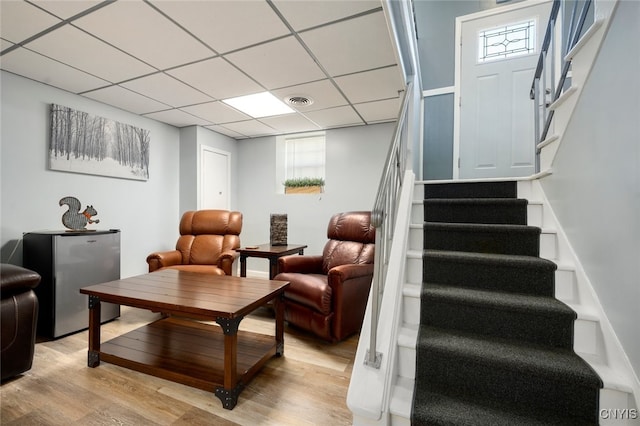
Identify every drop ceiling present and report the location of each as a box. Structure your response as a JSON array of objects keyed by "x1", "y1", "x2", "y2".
[{"x1": 0, "y1": 0, "x2": 405, "y2": 139}]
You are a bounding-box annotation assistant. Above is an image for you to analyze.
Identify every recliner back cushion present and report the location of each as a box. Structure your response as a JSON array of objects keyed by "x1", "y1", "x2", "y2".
[
  {"x1": 322, "y1": 211, "x2": 375, "y2": 273},
  {"x1": 322, "y1": 240, "x2": 374, "y2": 273},
  {"x1": 176, "y1": 210, "x2": 242, "y2": 265}
]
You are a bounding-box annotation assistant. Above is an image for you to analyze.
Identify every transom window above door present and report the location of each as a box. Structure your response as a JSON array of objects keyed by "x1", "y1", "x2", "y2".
[{"x1": 477, "y1": 19, "x2": 536, "y2": 63}]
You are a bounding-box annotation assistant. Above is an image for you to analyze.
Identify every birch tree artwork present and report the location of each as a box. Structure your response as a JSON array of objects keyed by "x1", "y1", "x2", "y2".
[{"x1": 49, "y1": 104, "x2": 150, "y2": 181}]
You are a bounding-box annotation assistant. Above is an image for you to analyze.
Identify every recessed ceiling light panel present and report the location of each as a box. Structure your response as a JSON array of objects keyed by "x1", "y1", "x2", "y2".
[{"x1": 222, "y1": 92, "x2": 294, "y2": 118}]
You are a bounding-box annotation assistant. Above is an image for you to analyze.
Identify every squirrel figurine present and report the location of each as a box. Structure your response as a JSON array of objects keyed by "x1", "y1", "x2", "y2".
[{"x1": 59, "y1": 196, "x2": 100, "y2": 230}]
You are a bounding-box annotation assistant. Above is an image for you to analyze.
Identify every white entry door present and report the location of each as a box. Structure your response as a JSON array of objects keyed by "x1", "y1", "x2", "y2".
[
  {"x1": 199, "y1": 146, "x2": 230, "y2": 210},
  {"x1": 457, "y1": 1, "x2": 551, "y2": 179}
]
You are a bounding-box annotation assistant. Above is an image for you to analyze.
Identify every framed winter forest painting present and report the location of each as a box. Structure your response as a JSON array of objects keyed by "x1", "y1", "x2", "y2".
[{"x1": 49, "y1": 104, "x2": 150, "y2": 181}]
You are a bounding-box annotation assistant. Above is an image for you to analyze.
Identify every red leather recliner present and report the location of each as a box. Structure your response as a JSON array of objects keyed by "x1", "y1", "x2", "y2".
[
  {"x1": 275, "y1": 211, "x2": 375, "y2": 342},
  {"x1": 146, "y1": 210, "x2": 242, "y2": 275},
  {"x1": 1, "y1": 264, "x2": 41, "y2": 381}
]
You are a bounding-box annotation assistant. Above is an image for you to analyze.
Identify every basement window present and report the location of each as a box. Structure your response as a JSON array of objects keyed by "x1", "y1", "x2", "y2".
[
  {"x1": 276, "y1": 131, "x2": 326, "y2": 194},
  {"x1": 478, "y1": 19, "x2": 536, "y2": 63}
]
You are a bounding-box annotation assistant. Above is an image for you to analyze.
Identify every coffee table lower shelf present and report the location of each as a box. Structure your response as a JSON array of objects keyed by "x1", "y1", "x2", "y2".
[{"x1": 97, "y1": 316, "x2": 277, "y2": 402}]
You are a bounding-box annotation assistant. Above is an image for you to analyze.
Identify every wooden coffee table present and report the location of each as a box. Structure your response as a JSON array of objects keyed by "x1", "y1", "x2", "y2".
[{"x1": 79, "y1": 269, "x2": 289, "y2": 410}]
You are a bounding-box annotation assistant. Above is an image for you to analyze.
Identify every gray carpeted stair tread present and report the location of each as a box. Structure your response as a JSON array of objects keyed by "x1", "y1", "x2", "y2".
[
  {"x1": 425, "y1": 221, "x2": 540, "y2": 234},
  {"x1": 425, "y1": 198, "x2": 526, "y2": 205},
  {"x1": 424, "y1": 181, "x2": 517, "y2": 199},
  {"x1": 417, "y1": 325, "x2": 603, "y2": 388},
  {"x1": 424, "y1": 198, "x2": 528, "y2": 225},
  {"x1": 424, "y1": 249, "x2": 555, "y2": 270},
  {"x1": 421, "y1": 284, "x2": 577, "y2": 348},
  {"x1": 423, "y1": 250, "x2": 557, "y2": 296},
  {"x1": 424, "y1": 222, "x2": 541, "y2": 256},
  {"x1": 422, "y1": 283, "x2": 575, "y2": 318},
  {"x1": 412, "y1": 390, "x2": 588, "y2": 426}
]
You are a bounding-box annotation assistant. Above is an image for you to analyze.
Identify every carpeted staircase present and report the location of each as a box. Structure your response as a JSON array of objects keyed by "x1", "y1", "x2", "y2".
[{"x1": 411, "y1": 181, "x2": 603, "y2": 425}]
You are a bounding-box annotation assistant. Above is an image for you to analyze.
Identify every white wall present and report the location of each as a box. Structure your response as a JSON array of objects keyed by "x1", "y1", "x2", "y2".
[
  {"x1": 541, "y1": 0, "x2": 640, "y2": 376},
  {"x1": 0, "y1": 71, "x2": 181, "y2": 278},
  {"x1": 236, "y1": 123, "x2": 394, "y2": 275}
]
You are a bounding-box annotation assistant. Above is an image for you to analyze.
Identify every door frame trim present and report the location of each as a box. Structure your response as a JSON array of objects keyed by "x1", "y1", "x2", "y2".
[{"x1": 453, "y1": 0, "x2": 551, "y2": 179}]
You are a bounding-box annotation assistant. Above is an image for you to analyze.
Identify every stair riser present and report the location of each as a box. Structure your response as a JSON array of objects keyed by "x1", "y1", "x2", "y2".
[
  {"x1": 424, "y1": 226, "x2": 540, "y2": 256},
  {"x1": 403, "y1": 292, "x2": 420, "y2": 326},
  {"x1": 417, "y1": 350, "x2": 600, "y2": 421},
  {"x1": 540, "y1": 231, "x2": 558, "y2": 260},
  {"x1": 421, "y1": 298, "x2": 575, "y2": 349},
  {"x1": 407, "y1": 256, "x2": 422, "y2": 284},
  {"x1": 555, "y1": 268, "x2": 579, "y2": 303},
  {"x1": 424, "y1": 201, "x2": 527, "y2": 225},
  {"x1": 423, "y1": 256, "x2": 556, "y2": 297},
  {"x1": 527, "y1": 203, "x2": 544, "y2": 228},
  {"x1": 409, "y1": 226, "x2": 422, "y2": 251},
  {"x1": 575, "y1": 317, "x2": 604, "y2": 359},
  {"x1": 398, "y1": 345, "x2": 415, "y2": 380}
]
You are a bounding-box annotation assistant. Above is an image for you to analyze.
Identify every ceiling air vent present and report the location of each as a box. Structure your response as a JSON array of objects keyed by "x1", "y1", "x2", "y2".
[{"x1": 284, "y1": 95, "x2": 314, "y2": 107}]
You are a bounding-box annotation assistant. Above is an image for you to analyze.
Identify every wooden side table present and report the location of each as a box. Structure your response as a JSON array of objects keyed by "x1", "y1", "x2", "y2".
[{"x1": 238, "y1": 243, "x2": 307, "y2": 279}]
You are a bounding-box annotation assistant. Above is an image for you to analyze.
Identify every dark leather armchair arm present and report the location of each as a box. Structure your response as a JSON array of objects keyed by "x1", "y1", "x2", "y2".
[
  {"x1": 328, "y1": 263, "x2": 375, "y2": 283},
  {"x1": 146, "y1": 250, "x2": 182, "y2": 272},
  {"x1": 278, "y1": 255, "x2": 324, "y2": 274},
  {"x1": 218, "y1": 250, "x2": 240, "y2": 276},
  {"x1": 327, "y1": 263, "x2": 375, "y2": 341},
  {"x1": 0, "y1": 264, "x2": 41, "y2": 294}
]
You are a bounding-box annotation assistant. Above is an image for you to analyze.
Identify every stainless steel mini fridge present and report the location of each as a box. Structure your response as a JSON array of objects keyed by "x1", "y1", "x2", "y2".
[{"x1": 23, "y1": 230, "x2": 121, "y2": 338}]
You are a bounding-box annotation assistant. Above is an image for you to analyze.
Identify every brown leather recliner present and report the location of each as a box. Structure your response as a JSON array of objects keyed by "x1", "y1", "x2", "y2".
[
  {"x1": 147, "y1": 210, "x2": 242, "y2": 275},
  {"x1": 274, "y1": 211, "x2": 375, "y2": 342},
  {"x1": 1, "y1": 264, "x2": 41, "y2": 381}
]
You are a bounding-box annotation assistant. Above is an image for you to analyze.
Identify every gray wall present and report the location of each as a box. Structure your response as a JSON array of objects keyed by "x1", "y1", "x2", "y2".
[
  {"x1": 414, "y1": 0, "x2": 482, "y2": 180},
  {"x1": 541, "y1": 0, "x2": 640, "y2": 376},
  {"x1": 236, "y1": 123, "x2": 394, "y2": 275},
  {"x1": 0, "y1": 71, "x2": 181, "y2": 278}
]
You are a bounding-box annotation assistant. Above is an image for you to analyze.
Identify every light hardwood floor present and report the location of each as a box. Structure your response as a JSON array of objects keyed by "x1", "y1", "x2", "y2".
[{"x1": 1, "y1": 306, "x2": 359, "y2": 425}]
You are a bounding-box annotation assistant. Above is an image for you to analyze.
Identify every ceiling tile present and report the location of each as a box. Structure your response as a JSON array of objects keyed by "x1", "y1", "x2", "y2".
[
  {"x1": 1, "y1": 39, "x2": 14, "y2": 51},
  {"x1": 304, "y1": 106, "x2": 364, "y2": 128},
  {"x1": 222, "y1": 120, "x2": 278, "y2": 138},
  {"x1": 0, "y1": 1, "x2": 402, "y2": 137},
  {"x1": 34, "y1": 1, "x2": 103, "y2": 20},
  {"x1": 143, "y1": 109, "x2": 212, "y2": 128},
  {"x1": 272, "y1": 79, "x2": 348, "y2": 112},
  {"x1": 300, "y1": 11, "x2": 397, "y2": 76},
  {"x1": 273, "y1": 0, "x2": 381, "y2": 31},
  {"x1": 83, "y1": 85, "x2": 170, "y2": 115},
  {"x1": 260, "y1": 113, "x2": 321, "y2": 134},
  {"x1": 180, "y1": 102, "x2": 251, "y2": 124},
  {"x1": 167, "y1": 58, "x2": 263, "y2": 100},
  {"x1": 334, "y1": 66, "x2": 403, "y2": 104},
  {"x1": 0, "y1": 47, "x2": 110, "y2": 94},
  {"x1": 204, "y1": 125, "x2": 246, "y2": 139},
  {"x1": 0, "y1": 1, "x2": 61, "y2": 44},
  {"x1": 225, "y1": 36, "x2": 325, "y2": 90},
  {"x1": 151, "y1": 0, "x2": 290, "y2": 54},
  {"x1": 73, "y1": 1, "x2": 213, "y2": 70},
  {"x1": 121, "y1": 73, "x2": 213, "y2": 108},
  {"x1": 354, "y1": 98, "x2": 400, "y2": 123},
  {"x1": 25, "y1": 24, "x2": 156, "y2": 83}
]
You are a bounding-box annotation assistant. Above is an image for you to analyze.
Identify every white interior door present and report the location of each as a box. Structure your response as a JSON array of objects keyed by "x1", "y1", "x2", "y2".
[
  {"x1": 199, "y1": 146, "x2": 230, "y2": 210},
  {"x1": 457, "y1": 1, "x2": 551, "y2": 179}
]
